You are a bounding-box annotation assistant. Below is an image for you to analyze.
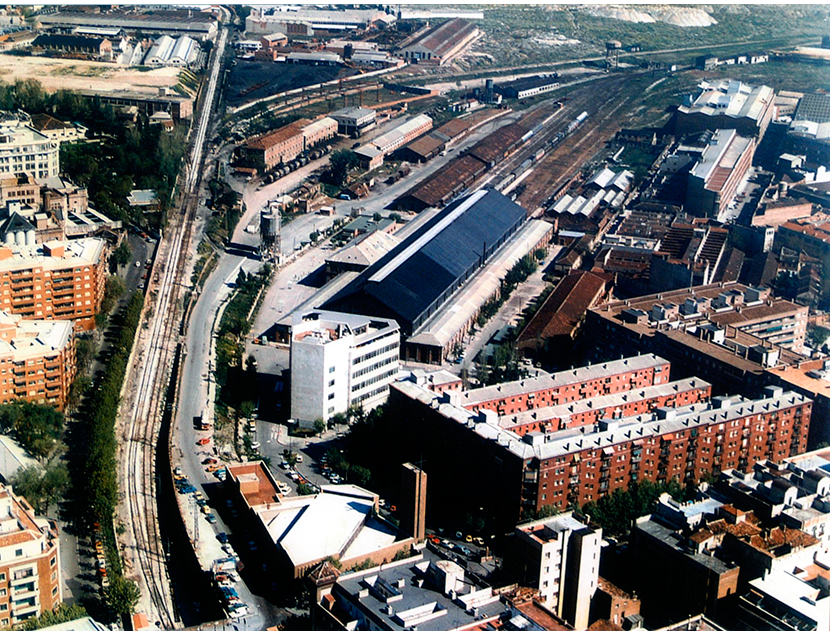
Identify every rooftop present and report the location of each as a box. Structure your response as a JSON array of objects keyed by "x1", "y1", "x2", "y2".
[
  {"x1": 393, "y1": 380, "x2": 808, "y2": 463},
  {"x1": 497, "y1": 377, "x2": 710, "y2": 432},
  {"x1": 689, "y1": 129, "x2": 754, "y2": 191},
  {"x1": 0, "y1": 237, "x2": 104, "y2": 272},
  {"x1": 636, "y1": 515, "x2": 736, "y2": 575},
  {"x1": 460, "y1": 353, "x2": 668, "y2": 407},
  {"x1": 400, "y1": 18, "x2": 478, "y2": 58},
  {"x1": 291, "y1": 310, "x2": 399, "y2": 346},
  {"x1": 256, "y1": 484, "x2": 398, "y2": 568},
  {"x1": 679, "y1": 79, "x2": 774, "y2": 124},
  {"x1": 334, "y1": 549, "x2": 505, "y2": 631},
  {"x1": 245, "y1": 119, "x2": 308, "y2": 151},
  {"x1": 517, "y1": 270, "x2": 611, "y2": 343},
  {"x1": 324, "y1": 189, "x2": 528, "y2": 333},
  {"x1": 326, "y1": 230, "x2": 400, "y2": 269}
]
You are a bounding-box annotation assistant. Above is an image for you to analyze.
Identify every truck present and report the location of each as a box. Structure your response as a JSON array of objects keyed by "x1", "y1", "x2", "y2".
[{"x1": 193, "y1": 412, "x2": 211, "y2": 431}]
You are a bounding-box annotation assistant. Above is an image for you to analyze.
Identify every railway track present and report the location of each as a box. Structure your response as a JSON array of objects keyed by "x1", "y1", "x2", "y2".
[
  {"x1": 117, "y1": 24, "x2": 227, "y2": 628},
  {"x1": 515, "y1": 73, "x2": 648, "y2": 213}
]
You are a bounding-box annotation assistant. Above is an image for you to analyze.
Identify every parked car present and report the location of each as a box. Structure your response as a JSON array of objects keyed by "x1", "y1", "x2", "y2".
[
  {"x1": 196, "y1": 438, "x2": 210, "y2": 446},
  {"x1": 206, "y1": 513, "x2": 217, "y2": 524},
  {"x1": 216, "y1": 532, "x2": 229, "y2": 544}
]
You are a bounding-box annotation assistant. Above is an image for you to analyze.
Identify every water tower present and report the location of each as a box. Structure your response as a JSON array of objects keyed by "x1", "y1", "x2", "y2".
[
  {"x1": 260, "y1": 209, "x2": 280, "y2": 259},
  {"x1": 606, "y1": 40, "x2": 622, "y2": 69}
]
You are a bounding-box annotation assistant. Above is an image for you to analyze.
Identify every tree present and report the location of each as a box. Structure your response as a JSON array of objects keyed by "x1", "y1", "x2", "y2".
[
  {"x1": 13, "y1": 461, "x2": 70, "y2": 515},
  {"x1": 313, "y1": 418, "x2": 326, "y2": 437},
  {"x1": 297, "y1": 482, "x2": 316, "y2": 496},
  {"x1": 0, "y1": 402, "x2": 64, "y2": 459},
  {"x1": 104, "y1": 576, "x2": 140, "y2": 614},
  {"x1": 389, "y1": 213, "x2": 402, "y2": 223},
  {"x1": 329, "y1": 412, "x2": 348, "y2": 429},
  {"x1": 20, "y1": 604, "x2": 88, "y2": 630},
  {"x1": 111, "y1": 242, "x2": 132, "y2": 268},
  {"x1": 328, "y1": 150, "x2": 359, "y2": 186},
  {"x1": 350, "y1": 465, "x2": 372, "y2": 487},
  {"x1": 373, "y1": 212, "x2": 382, "y2": 222}
]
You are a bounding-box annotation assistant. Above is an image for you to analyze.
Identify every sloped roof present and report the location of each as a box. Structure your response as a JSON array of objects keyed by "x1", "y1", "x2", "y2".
[
  {"x1": 517, "y1": 271, "x2": 611, "y2": 344},
  {"x1": 0, "y1": 213, "x2": 35, "y2": 236},
  {"x1": 324, "y1": 189, "x2": 527, "y2": 332}
]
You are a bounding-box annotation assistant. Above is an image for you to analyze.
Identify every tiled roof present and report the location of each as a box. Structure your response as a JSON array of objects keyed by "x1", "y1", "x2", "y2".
[{"x1": 517, "y1": 271, "x2": 611, "y2": 343}]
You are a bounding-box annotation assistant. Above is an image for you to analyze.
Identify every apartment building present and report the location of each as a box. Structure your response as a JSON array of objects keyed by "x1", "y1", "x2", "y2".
[
  {"x1": 0, "y1": 238, "x2": 107, "y2": 331},
  {"x1": 0, "y1": 114, "x2": 59, "y2": 181},
  {"x1": 584, "y1": 282, "x2": 809, "y2": 396},
  {"x1": 686, "y1": 129, "x2": 755, "y2": 218},
  {"x1": 0, "y1": 312, "x2": 75, "y2": 410},
  {"x1": 461, "y1": 354, "x2": 671, "y2": 415},
  {"x1": 0, "y1": 175, "x2": 39, "y2": 211},
  {"x1": 0, "y1": 484, "x2": 62, "y2": 626},
  {"x1": 505, "y1": 513, "x2": 601, "y2": 630},
  {"x1": 289, "y1": 311, "x2": 400, "y2": 425},
  {"x1": 388, "y1": 357, "x2": 812, "y2": 529}
]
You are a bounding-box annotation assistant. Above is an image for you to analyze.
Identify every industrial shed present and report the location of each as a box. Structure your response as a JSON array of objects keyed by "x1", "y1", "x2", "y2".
[
  {"x1": 394, "y1": 154, "x2": 488, "y2": 212},
  {"x1": 323, "y1": 188, "x2": 528, "y2": 335}
]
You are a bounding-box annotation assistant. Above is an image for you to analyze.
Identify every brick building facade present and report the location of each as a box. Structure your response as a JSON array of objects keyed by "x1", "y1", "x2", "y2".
[
  {"x1": 0, "y1": 238, "x2": 107, "y2": 331},
  {"x1": 387, "y1": 356, "x2": 812, "y2": 530},
  {"x1": 0, "y1": 484, "x2": 62, "y2": 626}
]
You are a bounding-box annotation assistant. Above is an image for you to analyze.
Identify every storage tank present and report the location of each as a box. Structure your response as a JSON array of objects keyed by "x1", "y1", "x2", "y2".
[
  {"x1": 260, "y1": 211, "x2": 277, "y2": 240},
  {"x1": 25, "y1": 229, "x2": 35, "y2": 246}
]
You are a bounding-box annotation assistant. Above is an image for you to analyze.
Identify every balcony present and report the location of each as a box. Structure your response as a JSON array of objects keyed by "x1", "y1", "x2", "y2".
[
  {"x1": 10, "y1": 585, "x2": 36, "y2": 601},
  {"x1": 10, "y1": 571, "x2": 34, "y2": 586}
]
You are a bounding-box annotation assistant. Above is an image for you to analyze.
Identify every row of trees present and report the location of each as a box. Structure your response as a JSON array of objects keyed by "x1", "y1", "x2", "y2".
[{"x1": 72, "y1": 292, "x2": 144, "y2": 616}]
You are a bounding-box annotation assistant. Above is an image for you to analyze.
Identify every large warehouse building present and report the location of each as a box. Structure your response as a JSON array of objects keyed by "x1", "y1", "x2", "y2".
[
  {"x1": 323, "y1": 188, "x2": 528, "y2": 335},
  {"x1": 397, "y1": 18, "x2": 480, "y2": 66},
  {"x1": 674, "y1": 79, "x2": 775, "y2": 141}
]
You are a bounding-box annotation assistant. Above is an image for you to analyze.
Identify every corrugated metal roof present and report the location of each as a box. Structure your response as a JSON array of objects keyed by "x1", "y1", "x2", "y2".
[{"x1": 324, "y1": 189, "x2": 527, "y2": 332}]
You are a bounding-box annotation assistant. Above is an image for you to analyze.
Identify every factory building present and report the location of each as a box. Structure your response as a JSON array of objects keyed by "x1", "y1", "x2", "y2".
[
  {"x1": 686, "y1": 129, "x2": 756, "y2": 219},
  {"x1": 674, "y1": 79, "x2": 775, "y2": 141},
  {"x1": 323, "y1": 189, "x2": 527, "y2": 336},
  {"x1": 37, "y1": 8, "x2": 218, "y2": 41},
  {"x1": 241, "y1": 117, "x2": 337, "y2": 172},
  {"x1": 397, "y1": 18, "x2": 480, "y2": 66},
  {"x1": 496, "y1": 75, "x2": 560, "y2": 100},
  {"x1": 328, "y1": 107, "x2": 376, "y2": 138}
]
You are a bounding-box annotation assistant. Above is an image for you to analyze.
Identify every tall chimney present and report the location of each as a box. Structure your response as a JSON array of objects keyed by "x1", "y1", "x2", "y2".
[{"x1": 400, "y1": 463, "x2": 427, "y2": 542}]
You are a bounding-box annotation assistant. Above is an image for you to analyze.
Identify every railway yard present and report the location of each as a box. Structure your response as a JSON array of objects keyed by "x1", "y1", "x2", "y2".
[{"x1": 23, "y1": 3, "x2": 828, "y2": 632}]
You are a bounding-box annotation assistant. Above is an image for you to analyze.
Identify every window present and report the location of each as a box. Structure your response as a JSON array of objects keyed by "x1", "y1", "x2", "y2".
[
  {"x1": 328, "y1": 366, "x2": 335, "y2": 373},
  {"x1": 14, "y1": 550, "x2": 21, "y2": 558},
  {"x1": 328, "y1": 379, "x2": 335, "y2": 387}
]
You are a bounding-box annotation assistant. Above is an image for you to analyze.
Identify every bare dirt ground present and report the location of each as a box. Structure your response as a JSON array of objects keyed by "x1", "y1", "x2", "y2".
[{"x1": 0, "y1": 54, "x2": 181, "y2": 94}]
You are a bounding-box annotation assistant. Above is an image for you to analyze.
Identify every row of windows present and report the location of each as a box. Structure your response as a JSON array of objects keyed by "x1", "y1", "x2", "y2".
[
  {"x1": 351, "y1": 383, "x2": 389, "y2": 405},
  {"x1": 352, "y1": 368, "x2": 397, "y2": 393},
  {"x1": 352, "y1": 353, "x2": 398, "y2": 379},
  {"x1": 352, "y1": 342, "x2": 398, "y2": 366}
]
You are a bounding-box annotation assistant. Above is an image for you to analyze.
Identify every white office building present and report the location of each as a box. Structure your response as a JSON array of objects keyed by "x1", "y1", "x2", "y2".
[
  {"x1": 290, "y1": 310, "x2": 399, "y2": 424},
  {"x1": 0, "y1": 113, "x2": 59, "y2": 180}
]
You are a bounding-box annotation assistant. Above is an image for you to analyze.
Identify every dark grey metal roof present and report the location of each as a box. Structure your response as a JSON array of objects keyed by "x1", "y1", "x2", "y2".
[{"x1": 323, "y1": 189, "x2": 527, "y2": 334}]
